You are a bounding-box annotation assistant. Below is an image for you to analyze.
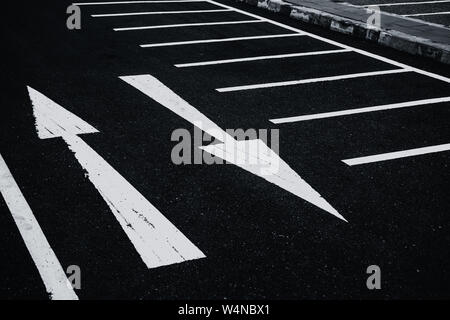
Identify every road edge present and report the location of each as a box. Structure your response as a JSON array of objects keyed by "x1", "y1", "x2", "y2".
[{"x1": 236, "y1": 0, "x2": 450, "y2": 65}]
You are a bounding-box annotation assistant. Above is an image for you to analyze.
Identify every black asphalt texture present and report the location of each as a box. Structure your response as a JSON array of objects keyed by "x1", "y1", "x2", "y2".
[
  {"x1": 341, "y1": 0, "x2": 450, "y2": 27},
  {"x1": 1, "y1": 0, "x2": 450, "y2": 300}
]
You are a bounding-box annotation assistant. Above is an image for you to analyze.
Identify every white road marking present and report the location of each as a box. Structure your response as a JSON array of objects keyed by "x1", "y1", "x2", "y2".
[
  {"x1": 200, "y1": 140, "x2": 346, "y2": 221},
  {"x1": 0, "y1": 154, "x2": 78, "y2": 300},
  {"x1": 114, "y1": 19, "x2": 263, "y2": 31},
  {"x1": 343, "y1": 143, "x2": 450, "y2": 166},
  {"x1": 403, "y1": 11, "x2": 450, "y2": 17},
  {"x1": 119, "y1": 75, "x2": 231, "y2": 141},
  {"x1": 27, "y1": 86, "x2": 205, "y2": 269},
  {"x1": 360, "y1": 0, "x2": 450, "y2": 7},
  {"x1": 205, "y1": 0, "x2": 450, "y2": 84},
  {"x1": 175, "y1": 49, "x2": 351, "y2": 67},
  {"x1": 92, "y1": 9, "x2": 231, "y2": 17},
  {"x1": 140, "y1": 33, "x2": 303, "y2": 48},
  {"x1": 75, "y1": 0, "x2": 206, "y2": 5},
  {"x1": 120, "y1": 74, "x2": 346, "y2": 221},
  {"x1": 270, "y1": 96, "x2": 450, "y2": 123},
  {"x1": 216, "y1": 69, "x2": 410, "y2": 92}
]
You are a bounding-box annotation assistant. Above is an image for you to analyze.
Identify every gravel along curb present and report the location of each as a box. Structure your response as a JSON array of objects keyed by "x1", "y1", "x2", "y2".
[{"x1": 236, "y1": 0, "x2": 450, "y2": 64}]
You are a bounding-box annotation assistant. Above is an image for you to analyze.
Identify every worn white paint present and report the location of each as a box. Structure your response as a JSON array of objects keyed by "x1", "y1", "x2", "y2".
[
  {"x1": 175, "y1": 49, "x2": 351, "y2": 67},
  {"x1": 270, "y1": 96, "x2": 450, "y2": 123},
  {"x1": 0, "y1": 154, "x2": 78, "y2": 300},
  {"x1": 216, "y1": 69, "x2": 410, "y2": 92},
  {"x1": 27, "y1": 86, "x2": 205, "y2": 269},
  {"x1": 343, "y1": 143, "x2": 450, "y2": 165},
  {"x1": 120, "y1": 74, "x2": 346, "y2": 221},
  {"x1": 28, "y1": 87, "x2": 98, "y2": 139}
]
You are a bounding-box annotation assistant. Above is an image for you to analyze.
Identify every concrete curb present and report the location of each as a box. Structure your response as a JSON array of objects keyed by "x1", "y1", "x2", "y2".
[{"x1": 236, "y1": 0, "x2": 450, "y2": 64}]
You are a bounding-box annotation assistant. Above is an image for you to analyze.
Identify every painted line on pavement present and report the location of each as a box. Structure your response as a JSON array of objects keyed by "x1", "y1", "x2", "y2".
[
  {"x1": 270, "y1": 96, "x2": 450, "y2": 123},
  {"x1": 92, "y1": 9, "x2": 231, "y2": 17},
  {"x1": 114, "y1": 19, "x2": 263, "y2": 31},
  {"x1": 216, "y1": 69, "x2": 410, "y2": 92},
  {"x1": 140, "y1": 33, "x2": 303, "y2": 48},
  {"x1": 0, "y1": 154, "x2": 78, "y2": 300},
  {"x1": 343, "y1": 143, "x2": 450, "y2": 165},
  {"x1": 175, "y1": 49, "x2": 351, "y2": 67}
]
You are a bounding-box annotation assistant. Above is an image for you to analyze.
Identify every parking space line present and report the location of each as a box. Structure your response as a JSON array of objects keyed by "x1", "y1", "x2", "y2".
[
  {"x1": 205, "y1": 0, "x2": 450, "y2": 84},
  {"x1": 92, "y1": 9, "x2": 231, "y2": 17},
  {"x1": 357, "y1": 0, "x2": 450, "y2": 7},
  {"x1": 216, "y1": 69, "x2": 410, "y2": 92},
  {"x1": 403, "y1": 11, "x2": 450, "y2": 17},
  {"x1": 140, "y1": 33, "x2": 303, "y2": 48},
  {"x1": 342, "y1": 143, "x2": 450, "y2": 166},
  {"x1": 175, "y1": 49, "x2": 352, "y2": 67},
  {"x1": 114, "y1": 19, "x2": 263, "y2": 31},
  {"x1": 270, "y1": 96, "x2": 450, "y2": 123},
  {"x1": 75, "y1": 0, "x2": 206, "y2": 5},
  {"x1": 0, "y1": 154, "x2": 78, "y2": 300}
]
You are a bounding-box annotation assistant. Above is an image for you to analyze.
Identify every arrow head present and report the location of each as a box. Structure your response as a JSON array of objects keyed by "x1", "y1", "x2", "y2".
[
  {"x1": 201, "y1": 139, "x2": 347, "y2": 222},
  {"x1": 27, "y1": 86, "x2": 99, "y2": 139}
]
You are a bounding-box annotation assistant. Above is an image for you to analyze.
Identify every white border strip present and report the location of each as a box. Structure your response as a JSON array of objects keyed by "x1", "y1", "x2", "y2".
[
  {"x1": 0, "y1": 154, "x2": 78, "y2": 300},
  {"x1": 342, "y1": 143, "x2": 450, "y2": 165},
  {"x1": 175, "y1": 48, "x2": 351, "y2": 67},
  {"x1": 92, "y1": 8, "x2": 230, "y2": 17},
  {"x1": 216, "y1": 69, "x2": 410, "y2": 92},
  {"x1": 270, "y1": 96, "x2": 450, "y2": 123},
  {"x1": 114, "y1": 19, "x2": 263, "y2": 31},
  {"x1": 140, "y1": 33, "x2": 303, "y2": 48}
]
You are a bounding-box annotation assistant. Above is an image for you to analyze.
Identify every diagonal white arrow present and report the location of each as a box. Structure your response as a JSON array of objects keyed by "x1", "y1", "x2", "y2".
[
  {"x1": 27, "y1": 86, "x2": 205, "y2": 269},
  {"x1": 119, "y1": 75, "x2": 346, "y2": 222}
]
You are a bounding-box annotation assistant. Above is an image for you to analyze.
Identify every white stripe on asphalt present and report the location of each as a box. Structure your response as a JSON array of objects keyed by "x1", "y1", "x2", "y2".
[
  {"x1": 361, "y1": 0, "x2": 450, "y2": 7},
  {"x1": 0, "y1": 154, "x2": 78, "y2": 300},
  {"x1": 28, "y1": 86, "x2": 206, "y2": 269},
  {"x1": 120, "y1": 74, "x2": 346, "y2": 221},
  {"x1": 175, "y1": 49, "x2": 352, "y2": 67},
  {"x1": 75, "y1": 0, "x2": 205, "y2": 5},
  {"x1": 120, "y1": 75, "x2": 231, "y2": 141},
  {"x1": 270, "y1": 96, "x2": 450, "y2": 123},
  {"x1": 403, "y1": 11, "x2": 450, "y2": 17},
  {"x1": 205, "y1": 0, "x2": 450, "y2": 84},
  {"x1": 140, "y1": 33, "x2": 303, "y2": 48},
  {"x1": 216, "y1": 69, "x2": 411, "y2": 92},
  {"x1": 114, "y1": 19, "x2": 263, "y2": 31},
  {"x1": 342, "y1": 143, "x2": 450, "y2": 166},
  {"x1": 92, "y1": 9, "x2": 231, "y2": 17}
]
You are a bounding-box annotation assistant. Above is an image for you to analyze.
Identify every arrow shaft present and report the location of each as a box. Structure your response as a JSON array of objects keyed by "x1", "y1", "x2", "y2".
[
  {"x1": 120, "y1": 75, "x2": 235, "y2": 143},
  {"x1": 62, "y1": 133, "x2": 205, "y2": 268}
]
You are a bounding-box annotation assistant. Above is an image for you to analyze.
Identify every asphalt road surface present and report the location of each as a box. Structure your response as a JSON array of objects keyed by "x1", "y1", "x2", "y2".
[
  {"x1": 341, "y1": 0, "x2": 450, "y2": 27},
  {"x1": 1, "y1": 0, "x2": 450, "y2": 300}
]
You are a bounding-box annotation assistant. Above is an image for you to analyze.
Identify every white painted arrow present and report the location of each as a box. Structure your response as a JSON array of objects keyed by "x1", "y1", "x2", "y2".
[
  {"x1": 27, "y1": 86, "x2": 205, "y2": 269},
  {"x1": 119, "y1": 75, "x2": 346, "y2": 222}
]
